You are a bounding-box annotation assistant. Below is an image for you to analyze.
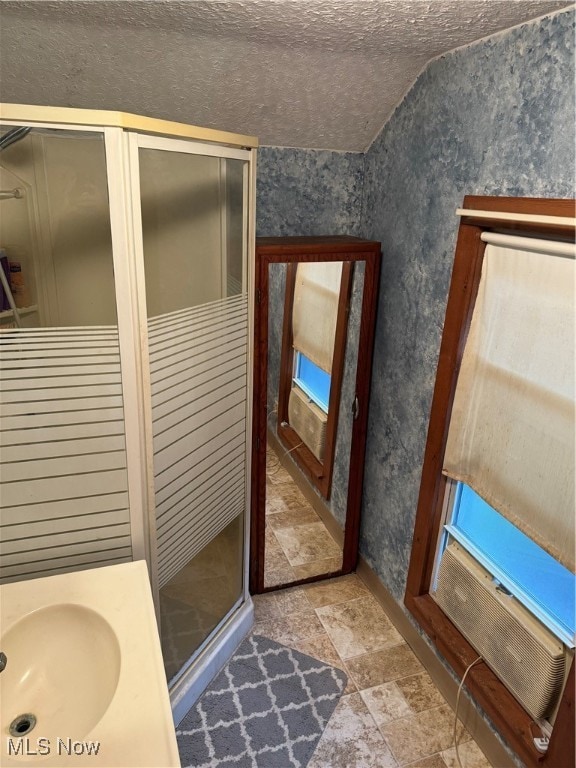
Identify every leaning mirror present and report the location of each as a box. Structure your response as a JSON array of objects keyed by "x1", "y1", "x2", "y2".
[{"x1": 250, "y1": 237, "x2": 381, "y2": 593}]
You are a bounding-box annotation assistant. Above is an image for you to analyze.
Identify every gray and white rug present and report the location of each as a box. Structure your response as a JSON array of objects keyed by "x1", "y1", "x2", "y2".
[{"x1": 176, "y1": 634, "x2": 347, "y2": 768}]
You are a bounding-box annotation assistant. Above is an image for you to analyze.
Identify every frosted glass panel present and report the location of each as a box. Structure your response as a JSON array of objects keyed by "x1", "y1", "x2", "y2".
[
  {"x1": 139, "y1": 148, "x2": 248, "y2": 680},
  {"x1": 160, "y1": 515, "x2": 244, "y2": 683},
  {"x1": 0, "y1": 128, "x2": 131, "y2": 583},
  {"x1": 139, "y1": 150, "x2": 246, "y2": 314},
  {"x1": 0, "y1": 128, "x2": 118, "y2": 327}
]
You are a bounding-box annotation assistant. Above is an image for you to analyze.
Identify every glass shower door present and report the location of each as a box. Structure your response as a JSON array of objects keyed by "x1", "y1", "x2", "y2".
[
  {"x1": 0, "y1": 126, "x2": 132, "y2": 584},
  {"x1": 135, "y1": 137, "x2": 250, "y2": 683}
]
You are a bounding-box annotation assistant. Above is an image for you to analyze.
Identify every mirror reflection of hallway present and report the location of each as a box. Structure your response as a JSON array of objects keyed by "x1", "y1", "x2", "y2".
[
  {"x1": 251, "y1": 237, "x2": 382, "y2": 594},
  {"x1": 264, "y1": 442, "x2": 342, "y2": 588}
]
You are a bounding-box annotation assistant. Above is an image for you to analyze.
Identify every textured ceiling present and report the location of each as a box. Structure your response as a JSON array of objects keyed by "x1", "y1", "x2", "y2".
[{"x1": 0, "y1": 1, "x2": 571, "y2": 150}]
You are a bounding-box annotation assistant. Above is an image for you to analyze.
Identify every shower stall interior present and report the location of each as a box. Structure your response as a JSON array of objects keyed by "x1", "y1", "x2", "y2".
[{"x1": 0, "y1": 104, "x2": 257, "y2": 719}]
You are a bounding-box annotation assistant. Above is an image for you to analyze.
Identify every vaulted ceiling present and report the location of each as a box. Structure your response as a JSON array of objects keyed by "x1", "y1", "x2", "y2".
[{"x1": 0, "y1": 1, "x2": 571, "y2": 150}]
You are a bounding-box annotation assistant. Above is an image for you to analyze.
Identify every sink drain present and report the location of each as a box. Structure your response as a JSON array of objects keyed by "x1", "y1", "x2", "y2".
[{"x1": 9, "y1": 713, "x2": 36, "y2": 737}]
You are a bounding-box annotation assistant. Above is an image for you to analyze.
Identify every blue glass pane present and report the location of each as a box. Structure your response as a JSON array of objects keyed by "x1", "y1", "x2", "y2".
[
  {"x1": 453, "y1": 483, "x2": 575, "y2": 638},
  {"x1": 294, "y1": 352, "x2": 331, "y2": 412}
]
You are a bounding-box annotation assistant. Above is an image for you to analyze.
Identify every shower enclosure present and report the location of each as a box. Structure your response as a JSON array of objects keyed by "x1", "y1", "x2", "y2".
[{"x1": 0, "y1": 104, "x2": 257, "y2": 720}]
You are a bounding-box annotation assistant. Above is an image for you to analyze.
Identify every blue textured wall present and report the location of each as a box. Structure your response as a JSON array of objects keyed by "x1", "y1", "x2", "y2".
[
  {"x1": 257, "y1": 147, "x2": 364, "y2": 236},
  {"x1": 359, "y1": 9, "x2": 575, "y2": 600},
  {"x1": 256, "y1": 8, "x2": 575, "y2": 602},
  {"x1": 253, "y1": 12, "x2": 573, "y2": 762}
]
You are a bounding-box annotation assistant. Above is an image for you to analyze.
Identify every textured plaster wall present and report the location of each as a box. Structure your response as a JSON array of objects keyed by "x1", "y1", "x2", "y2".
[
  {"x1": 3, "y1": 1, "x2": 567, "y2": 150},
  {"x1": 359, "y1": 8, "x2": 575, "y2": 602},
  {"x1": 267, "y1": 263, "x2": 287, "y2": 419},
  {"x1": 331, "y1": 261, "x2": 365, "y2": 528},
  {"x1": 257, "y1": 147, "x2": 364, "y2": 236},
  {"x1": 256, "y1": 12, "x2": 575, "y2": 598}
]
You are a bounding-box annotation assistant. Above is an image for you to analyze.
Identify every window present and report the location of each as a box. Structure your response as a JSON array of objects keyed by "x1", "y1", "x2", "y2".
[
  {"x1": 438, "y1": 481, "x2": 576, "y2": 645},
  {"x1": 434, "y1": 234, "x2": 575, "y2": 644},
  {"x1": 293, "y1": 351, "x2": 331, "y2": 413},
  {"x1": 277, "y1": 260, "x2": 353, "y2": 498},
  {"x1": 405, "y1": 196, "x2": 575, "y2": 768}
]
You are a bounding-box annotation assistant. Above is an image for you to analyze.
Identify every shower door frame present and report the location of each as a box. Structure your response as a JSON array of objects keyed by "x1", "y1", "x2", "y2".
[
  {"x1": 0, "y1": 106, "x2": 257, "y2": 723},
  {"x1": 124, "y1": 129, "x2": 255, "y2": 593},
  {"x1": 0, "y1": 117, "x2": 151, "y2": 578},
  {"x1": 122, "y1": 130, "x2": 257, "y2": 719}
]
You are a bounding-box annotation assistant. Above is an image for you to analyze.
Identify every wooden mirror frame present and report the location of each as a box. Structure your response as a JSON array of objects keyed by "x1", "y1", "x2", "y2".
[
  {"x1": 404, "y1": 196, "x2": 575, "y2": 768},
  {"x1": 250, "y1": 236, "x2": 381, "y2": 594}
]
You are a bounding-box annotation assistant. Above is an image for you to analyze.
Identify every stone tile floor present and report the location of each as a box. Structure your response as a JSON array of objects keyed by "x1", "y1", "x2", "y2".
[
  {"x1": 252, "y1": 574, "x2": 493, "y2": 768},
  {"x1": 264, "y1": 447, "x2": 342, "y2": 587}
]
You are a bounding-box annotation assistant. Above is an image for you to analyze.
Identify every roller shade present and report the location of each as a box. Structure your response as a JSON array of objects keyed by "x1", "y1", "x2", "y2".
[
  {"x1": 292, "y1": 261, "x2": 343, "y2": 373},
  {"x1": 443, "y1": 238, "x2": 575, "y2": 572}
]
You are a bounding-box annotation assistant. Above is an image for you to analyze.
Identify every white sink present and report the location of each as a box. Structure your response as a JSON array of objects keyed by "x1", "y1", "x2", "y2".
[
  {"x1": 2, "y1": 604, "x2": 121, "y2": 744},
  {"x1": 0, "y1": 562, "x2": 180, "y2": 767}
]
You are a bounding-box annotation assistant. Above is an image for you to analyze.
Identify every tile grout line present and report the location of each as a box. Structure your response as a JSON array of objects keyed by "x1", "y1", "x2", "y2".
[
  {"x1": 252, "y1": 594, "x2": 484, "y2": 766},
  {"x1": 309, "y1": 595, "x2": 472, "y2": 767}
]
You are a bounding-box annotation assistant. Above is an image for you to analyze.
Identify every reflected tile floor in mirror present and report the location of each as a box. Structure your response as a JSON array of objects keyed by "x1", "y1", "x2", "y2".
[
  {"x1": 252, "y1": 574, "x2": 493, "y2": 768},
  {"x1": 264, "y1": 447, "x2": 342, "y2": 588}
]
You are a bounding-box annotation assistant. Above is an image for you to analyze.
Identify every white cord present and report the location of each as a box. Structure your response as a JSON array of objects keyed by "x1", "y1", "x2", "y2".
[
  {"x1": 267, "y1": 439, "x2": 304, "y2": 475},
  {"x1": 266, "y1": 450, "x2": 282, "y2": 473},
  {"x1": 453, "y1": 656, "x2": 483, "y2": 768},
  {"x1": 264, "y1": 406, "x2": 283, "y2": 472},
  {"x1": 264, "y1": 406, "x2": 305, "y2": 476}
]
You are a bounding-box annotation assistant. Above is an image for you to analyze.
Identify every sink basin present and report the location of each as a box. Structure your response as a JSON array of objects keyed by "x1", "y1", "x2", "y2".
[
  {"x1": 0, "y1": 562, "x2": 180, "y2": 767},
  {"x1": 2, "y1": 604, "x2": 121, "y2": 744}
]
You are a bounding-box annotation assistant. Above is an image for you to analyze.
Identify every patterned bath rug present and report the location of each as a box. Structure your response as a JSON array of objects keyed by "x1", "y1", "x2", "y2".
[{"x1": 176, "y1": 633, "x2": 348, "y2": 768}]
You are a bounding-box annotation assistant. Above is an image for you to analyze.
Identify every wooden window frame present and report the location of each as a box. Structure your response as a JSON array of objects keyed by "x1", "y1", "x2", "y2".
[
  {"x1": 404, "y1": 195, "x2": 575, "y2": 768},
  {"x1": 276, "y1": 261, "x2": 353, "y2": 499}
]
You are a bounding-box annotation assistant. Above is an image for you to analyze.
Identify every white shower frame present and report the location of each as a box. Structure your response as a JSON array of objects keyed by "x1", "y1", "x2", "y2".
[
  {"x1": 123, "y1": 131, "x2": 256, "y2": 720},
  {"x1": 0, "y1": 110, "x2": 257, "y2": 723}
]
